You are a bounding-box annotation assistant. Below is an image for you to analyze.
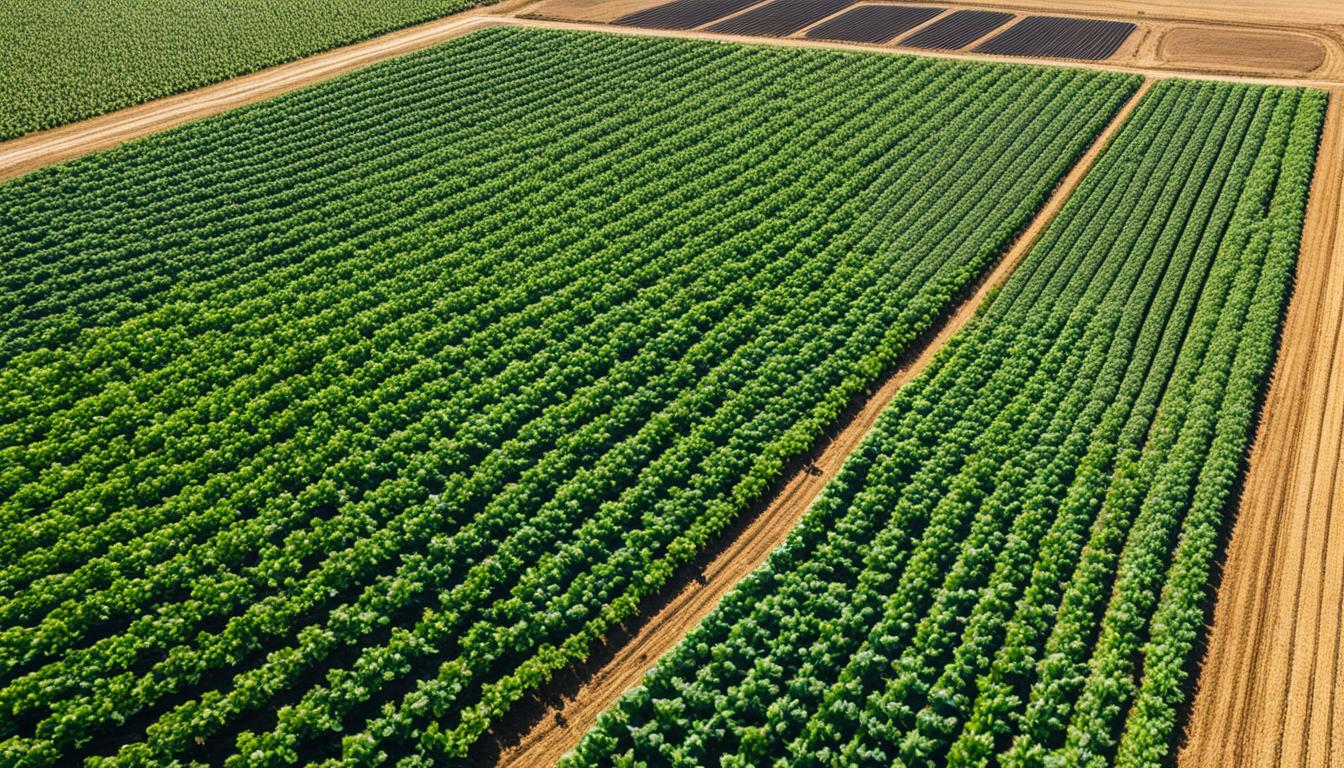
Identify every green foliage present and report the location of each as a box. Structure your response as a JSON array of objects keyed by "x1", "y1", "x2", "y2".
[
  {"x1": 566, "y1": 79, "x2": 1325, "y2": 768},
  {"x1": 0, "y1": 28, "x2": 1138, "y2": 765},
  {"x1": 0, "y1": 0, "x2": 495, "y2": 141}
]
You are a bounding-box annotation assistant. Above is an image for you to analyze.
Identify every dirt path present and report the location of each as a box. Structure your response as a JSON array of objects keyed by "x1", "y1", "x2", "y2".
[
  {"x1": 1179, "y1": 88, "x2": 1344, "y2": 768},
  {"x1": 487, "y1": 78, "x2": 1153, "y2": 768},
  {"x1": 2, "y1": 8, "x2": 1339, "y2": 184}
]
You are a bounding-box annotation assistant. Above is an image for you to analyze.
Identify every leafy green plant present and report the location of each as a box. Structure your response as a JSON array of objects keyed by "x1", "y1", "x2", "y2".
[{"x1": 0, "y1": 28, "x2": 1138, "y2": 765}]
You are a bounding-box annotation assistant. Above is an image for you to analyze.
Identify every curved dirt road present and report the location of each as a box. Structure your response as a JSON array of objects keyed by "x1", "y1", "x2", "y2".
[
  {"x1": 489, "y1": 80, "x2": 1152, "y2": 768},
  {"x1": 1180, "y1": 88, "x2": 1344, "y2": 768}
]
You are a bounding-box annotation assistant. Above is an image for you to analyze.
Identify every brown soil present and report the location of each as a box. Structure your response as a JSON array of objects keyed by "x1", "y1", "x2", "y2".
[
  {"x1": 488, "y1": 78, "x2": 1153, "y2": 768},
  {"x1": 934, "y1": 0, "x2": 1344, "y2": 30},
  {"x1": 1159, "y1": 26, "x2": 1326, "y2": 75},
  {"x1": 1178, "y1": 87, "x2": 1344, "y2": 768}
]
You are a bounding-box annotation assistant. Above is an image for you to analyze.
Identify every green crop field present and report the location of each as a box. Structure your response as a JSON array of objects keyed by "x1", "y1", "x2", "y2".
[
  {"x1": 567, "y1": 78, "x2": 1325, "y2": 768},
  {"x1": 0, "y1": 28, "x2": 1140, "y2": 765},
  {"x1": 0, "y1": 0, "x2": 495, "y2": 141}
]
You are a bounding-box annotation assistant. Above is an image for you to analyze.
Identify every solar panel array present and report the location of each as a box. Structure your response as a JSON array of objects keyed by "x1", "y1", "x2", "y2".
[
  {"x1": 899, "y1": 9, "x2": 1014, "y2": 49},
  {"x1": 805, "y1": 4, "x2": 943, "y2": 44},
  {"x1": 612, "y1": 0, "x2": 763, "y2": 29},
  {"x1": 613, "y1": 1, "x2": 1135, "y2": 62},
  {"x1": 708, "y1": 0, "x2": 856, "y2": 37},
  {"x1": 974, "y1": 15, "x2": 1136, "y2": 60}
]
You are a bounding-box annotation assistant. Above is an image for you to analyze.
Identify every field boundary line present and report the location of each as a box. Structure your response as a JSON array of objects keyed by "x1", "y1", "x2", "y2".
[
  {"x1": 3, "y1": 8, "x2": 1340, "y2": 184},
  {"x1": 484, "y1": 76, "x2": 1154, "y2": 768}
]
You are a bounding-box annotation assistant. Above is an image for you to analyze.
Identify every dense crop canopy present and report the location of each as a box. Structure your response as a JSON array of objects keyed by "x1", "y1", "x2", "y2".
[
  {"x1": 0, "y1": 0, "x2": 495, "y2": 141},
  {"x1": 567, "y1": 78, "x2": 1326, "y2": 768},
  {"x1": 0, "y1": 28, "x2": 1138, "y2": 765}
]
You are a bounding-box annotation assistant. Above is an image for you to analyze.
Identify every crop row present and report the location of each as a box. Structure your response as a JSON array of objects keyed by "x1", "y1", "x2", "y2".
[
  {"x1": 0, "y1": 29, "x2": 1138, "y2": 765},
  {"x1": 0, "y1": 0, "x2": 504, "y2": 141},
  {"x1": 566, "y1": 77, "x2": 1326, "y2": 768}
]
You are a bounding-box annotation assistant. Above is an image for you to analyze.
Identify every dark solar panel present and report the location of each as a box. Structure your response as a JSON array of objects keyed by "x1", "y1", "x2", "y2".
[
  {"x1": 805, "y1": 5, "x2": 944, "y2": 44},
  {"x1": 708, "y1": 0, "x2": 857, "y2": 37},
  {"x1": 899, "y1": 9, "x2": 1014, "y2": 50},
  {"x1": 973, "y1": 16, "x2": 1135, "y2": 60},
  {"x1": 613, "y1": 0, "x2": 765, "y2": 30}
]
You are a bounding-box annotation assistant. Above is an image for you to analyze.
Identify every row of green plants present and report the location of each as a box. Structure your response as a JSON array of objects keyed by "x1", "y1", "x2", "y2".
[
  {"x1": 0, "y1": 0, "x2": 501, "y2": 141},
  {"x1": 566, "y1": 77, "x2": 1326, "y2": 768},
  {"x1": 0, "y1": 29, "x2": 1139, "y2": 765}
]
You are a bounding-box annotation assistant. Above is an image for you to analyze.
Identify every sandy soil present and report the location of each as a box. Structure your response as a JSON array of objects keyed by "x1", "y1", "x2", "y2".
[
  {"x1": 1158, "y1": 27, "x2": 1327, "y2": 75},
  {"x1": 488, "y1": 79, "x2": 1153, "y2": 768},
  {"x1": 1178, "y1": 87, "x2": 1344, "y2": 768}
]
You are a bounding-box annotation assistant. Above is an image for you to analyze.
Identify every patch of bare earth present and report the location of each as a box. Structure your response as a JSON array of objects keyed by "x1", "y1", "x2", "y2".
[{"x1": 1158, "y1": 26, "x2": 1325, "y2": 76}]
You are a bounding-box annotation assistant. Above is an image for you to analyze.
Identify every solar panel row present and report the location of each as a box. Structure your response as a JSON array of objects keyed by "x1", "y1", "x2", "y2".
[
  {"x1": 974, "y1": 16, "x2": 1136, "y2": 60},
  {"x1": 804, "y1": 5, "x2": 943, "y2": 45},
  {"x1": 613, "y1": 2, "x2": 1135, "y2": 62},
  {"x1": 612, "y1": 0, "x2": 762, "y2": 30},
  {"x1": 900, "y1": 9, "x2": 1014, "y2": 50},
  {"x1": 708, "y1": 0, "x2": 856, "y2": 37}
]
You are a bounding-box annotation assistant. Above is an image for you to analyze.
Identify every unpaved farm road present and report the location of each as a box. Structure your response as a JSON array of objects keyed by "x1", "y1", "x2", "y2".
[
  {"x1": 1, "y1": 10, "x2": 1339, "y2": 183},
  {"x1": 0, "y1": 8, "x2": 516, "y2": 183},
  {"x1": 4, "y1": 4, "x2": 1343, "y2": 766},
  {"x1": 490, "y1": 80, "x2": 1153, "y2": 768},
  {"x1": 1179, "y1": 86, "x2": 1344, "y2": 768}
]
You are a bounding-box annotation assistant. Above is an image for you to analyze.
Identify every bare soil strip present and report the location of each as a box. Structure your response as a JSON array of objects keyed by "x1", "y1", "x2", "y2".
[
  {"x1": 1179, "y1": 87, "x2": 1344, "y2": 768},
  {"x1": 2, "y1": 7, "x2": 1340, "y2": 184},
  {"x1": 487, "y1": 79, "x2": 1153, "y2": 768}
]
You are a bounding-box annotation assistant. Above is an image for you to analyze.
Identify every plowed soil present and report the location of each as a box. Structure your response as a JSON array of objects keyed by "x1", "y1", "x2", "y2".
[
  {"x1": 488, "y1": 79, "x2": 1153, "y2": 768},
  {"x1": 1179, "y1": 87, "x2": 1344, "y2": 768},
  {"x1": 1159, "y1": 27, "x2": 1326, "y2": 75}
]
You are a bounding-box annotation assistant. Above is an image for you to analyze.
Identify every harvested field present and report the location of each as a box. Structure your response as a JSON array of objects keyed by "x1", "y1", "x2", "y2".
[
  {"x1": 708, "y1": 0, "x2": 856, "y2": 37},
  {"x1": 1179, "y1": 86, "x2": 1344, "y2": 768},
  {"x1": 804, "y1": 5, "x2": 944, "y2": 45},
  {"x1": 611, "y1": 0, "x2": 761, "y2": 30},
  {"x1": 897, "y1": 8, "x2": 1010, "y2": 50},
  {"x1": 976, "y1": 15, "x2": 1136, "y2": 60},
  {"x1": 900, "y1": 9, "x2": 1015, "y2": 50},
  {"x1": 1159, "y1": 27, "x2": 1326, "y2": 76}
]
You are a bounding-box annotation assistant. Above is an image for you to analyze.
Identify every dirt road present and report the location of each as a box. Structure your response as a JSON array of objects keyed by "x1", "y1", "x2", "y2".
[
  {"x1": 1179, "y1": 88, "x2": 1344, "y2": 768},
  {"x1": 4, "y1": 1, "x2": 1341, "y2": 764},
  {"x1": 489, "y1": 79, "x2": 1153, "y2": 768},
  {"x1": 0, "y1": 6, "x2": 526, "y2": 182},
  {"x1": 3, "y1": 6, "x2": 1339, "y2": 184}
]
